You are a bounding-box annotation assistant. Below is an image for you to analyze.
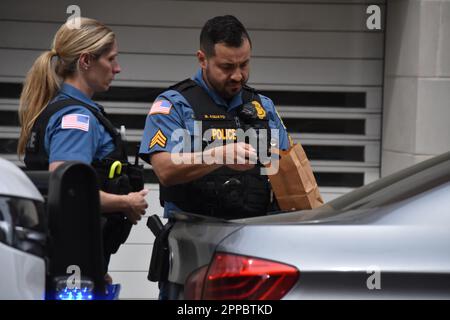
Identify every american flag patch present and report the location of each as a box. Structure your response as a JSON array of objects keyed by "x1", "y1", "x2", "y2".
[
  {"x1": 149, "y1": 100, "x2": 172, "y2": 115},
  {"x1": 61, "y1": 114, "x2": 90, "y2": 132}
]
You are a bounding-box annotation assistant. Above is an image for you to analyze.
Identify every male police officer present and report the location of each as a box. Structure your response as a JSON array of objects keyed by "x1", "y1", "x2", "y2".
[{"x1": 140, "y1": 15, "x2": 290, "y2": 220}]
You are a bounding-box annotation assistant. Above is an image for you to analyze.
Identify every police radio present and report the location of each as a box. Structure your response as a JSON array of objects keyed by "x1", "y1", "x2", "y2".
[{"x1": 237, "y1": 102, "x2": 271, "y2": 165}]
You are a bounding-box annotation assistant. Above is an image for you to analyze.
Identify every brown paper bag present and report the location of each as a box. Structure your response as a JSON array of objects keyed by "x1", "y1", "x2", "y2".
[{"x1": 267, "y1": 143, "x2": 324, "y2": 211}]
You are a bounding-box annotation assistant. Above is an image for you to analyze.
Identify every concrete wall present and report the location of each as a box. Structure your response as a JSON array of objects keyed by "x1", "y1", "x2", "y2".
[{"x1": 382, "y1": 0, "x2": 450, "y2": 176}]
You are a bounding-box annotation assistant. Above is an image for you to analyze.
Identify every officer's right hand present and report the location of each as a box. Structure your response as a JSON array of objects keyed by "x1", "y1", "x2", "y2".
[
  {"x1": 223, "y1": 142, "x2": 257, "y2": 171},
  {"x1": 124, "y1": 189, "x2": 149, "y2": 224}
]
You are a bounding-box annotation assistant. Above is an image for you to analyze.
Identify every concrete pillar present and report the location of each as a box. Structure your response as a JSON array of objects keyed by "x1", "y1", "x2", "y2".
[{"x1": 381, "y1": 0, "x2": 450, "y2": 176}]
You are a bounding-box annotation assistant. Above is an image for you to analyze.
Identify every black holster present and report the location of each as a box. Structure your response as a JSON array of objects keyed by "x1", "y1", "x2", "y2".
[{"x1": 147, "y1": 215, "x2": 174, "y2": 282}]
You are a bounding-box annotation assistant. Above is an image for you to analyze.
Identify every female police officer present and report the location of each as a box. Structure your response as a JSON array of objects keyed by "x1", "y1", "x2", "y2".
[{"x1": 17, "y1": 17, "x2": 148, "y2": 278}]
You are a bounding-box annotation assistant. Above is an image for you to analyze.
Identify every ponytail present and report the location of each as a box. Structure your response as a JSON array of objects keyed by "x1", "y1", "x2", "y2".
[{"x1": 17, "y1": 50, "x2": 59, "y2": 156}]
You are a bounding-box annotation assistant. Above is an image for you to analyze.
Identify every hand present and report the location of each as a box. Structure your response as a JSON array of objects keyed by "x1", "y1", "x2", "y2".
[
  {"x1": 203, "y1": 142, "x2": 257, "y2": 170},
  {"x1": 224, "y1": 142, "x2": 257, "y2": 170},
  {"x1": 123, "y1": 189, "x2": 149, "y2": 224}
]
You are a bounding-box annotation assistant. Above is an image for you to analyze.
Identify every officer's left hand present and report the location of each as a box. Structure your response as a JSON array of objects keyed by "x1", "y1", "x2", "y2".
[{"x1": 123, "y1": 189, "x2": 149, "y2": 224}]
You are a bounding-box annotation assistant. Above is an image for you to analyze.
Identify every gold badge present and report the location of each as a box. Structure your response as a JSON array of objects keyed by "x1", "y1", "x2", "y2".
[
  {"x1": 252, "y1": 101, "x2": 266, "y2": 119},
  {"x1": 149, "y1": 129, "x2": 167, "y2": 149}
]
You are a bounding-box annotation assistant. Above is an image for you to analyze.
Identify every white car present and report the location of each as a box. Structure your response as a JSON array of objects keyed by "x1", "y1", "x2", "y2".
[
  {"x1": 0, "y1": 158, "x2": 119, "y2": 300},
  {"x1": 0, "y1": 158, "x2": 46, "y2": 299}
]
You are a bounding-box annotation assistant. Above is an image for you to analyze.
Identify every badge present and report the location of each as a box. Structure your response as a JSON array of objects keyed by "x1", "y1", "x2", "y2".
[{"x1": 252, "y1": 101, "x2": 266, "y2": 120}]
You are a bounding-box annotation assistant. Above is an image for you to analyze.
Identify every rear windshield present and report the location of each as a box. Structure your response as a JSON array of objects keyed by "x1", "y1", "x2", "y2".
[
  {"x1": 327, "y1": 151, "x2": 450, "y2": 211},
  {"x1": 237, "y1": 152, "x2": 450, "y2": 224}
]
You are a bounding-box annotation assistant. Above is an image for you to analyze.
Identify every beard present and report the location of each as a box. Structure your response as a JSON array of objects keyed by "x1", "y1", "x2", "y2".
[{"x1": 205, "y1": 67, "x2": 248, "y2": 100}]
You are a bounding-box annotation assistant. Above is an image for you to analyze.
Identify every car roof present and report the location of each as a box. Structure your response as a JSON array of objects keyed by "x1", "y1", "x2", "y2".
[{"x1": 0, "y1": 158, "x2": 44, "y2": 202}]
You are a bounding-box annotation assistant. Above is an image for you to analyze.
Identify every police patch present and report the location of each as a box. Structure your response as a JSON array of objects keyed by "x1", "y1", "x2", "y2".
[
  {"x1": 149, "y1": 100, "x2": 172, "y2": 115},
  {"x1": 211, "y1": 128, "x2": 237, "y2": 141},
  {"x1": 149, "y1": 129, "x2": 167, "y2": 149},
  {"x1": 252, "y1": 101, "x2": 266, "y2": 120}
]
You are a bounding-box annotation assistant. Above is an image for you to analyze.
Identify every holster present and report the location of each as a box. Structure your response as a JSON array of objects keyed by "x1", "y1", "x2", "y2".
[
  {"x1": 93, "y1": 157, "x2": 145, "y2": 266},
  {"x1": 147, "y1": 216, "x2": 174, "y2": 282}
]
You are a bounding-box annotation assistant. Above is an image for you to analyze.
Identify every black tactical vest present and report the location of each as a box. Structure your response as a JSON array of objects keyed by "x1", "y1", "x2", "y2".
[
  {"x1": 159, "y1": 79, "x2": 273, "y2": 219},
  {"x1": 24, "y1": 98, "x2": 143, "y2": 270},
  {"x1": 25, "y1": 98, "x2": 127, "y2": 169}
]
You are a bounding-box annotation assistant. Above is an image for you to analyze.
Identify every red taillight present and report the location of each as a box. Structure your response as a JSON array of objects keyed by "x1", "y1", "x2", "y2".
[{"x1": 185, "y1": 253, "x2": 299, "y2": 300}]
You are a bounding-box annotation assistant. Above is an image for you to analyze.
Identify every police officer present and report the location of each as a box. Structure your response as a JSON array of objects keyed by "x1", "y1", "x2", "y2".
[
  {"x1": 140, "y1": 15, "x2": 291, "y2": 221},
  {"x1": 17, "y1": 17, "x2": 148, "y2": 280},
  {"x1": 140, "y1": 15, "x2": 292, "y2": 299}
]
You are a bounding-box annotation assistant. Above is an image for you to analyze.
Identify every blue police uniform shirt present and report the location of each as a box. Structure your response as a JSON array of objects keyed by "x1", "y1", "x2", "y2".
[
  {"x1": 44, "y1": 83, "x2": 115, "y2": 165},
  {"x1": 140, "y1": 69, "x2": 291, "y2": 217}
]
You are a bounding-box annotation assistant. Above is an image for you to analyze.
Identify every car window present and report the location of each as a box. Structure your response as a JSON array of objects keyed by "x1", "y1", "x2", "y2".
[
  {"x1": 0, "y1": 196, "x2": 46, "y2": 243},
  {"x1": 328, "y1": 152, "x2": 450, "y2": 211},
  {"x1": 236, "y1": 152, "x2": 450, "y2": 224}
]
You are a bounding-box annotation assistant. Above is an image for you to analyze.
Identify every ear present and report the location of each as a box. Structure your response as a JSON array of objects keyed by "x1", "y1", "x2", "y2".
[
  {"x1": 78, "y1": 52, "x2": 92, "y2": 70},
  {"x1": 197, "y1": 50, "x2": 207, "y2": 69}
]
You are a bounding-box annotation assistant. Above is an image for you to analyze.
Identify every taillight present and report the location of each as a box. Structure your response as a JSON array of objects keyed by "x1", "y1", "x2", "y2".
[{"x1": 185, "y1": 253, "x2": 299, "y2": 300}]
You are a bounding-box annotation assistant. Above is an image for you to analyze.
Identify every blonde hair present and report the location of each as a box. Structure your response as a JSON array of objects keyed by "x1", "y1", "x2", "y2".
[{"x1": 18, "y1": 17, "x2": 115, "y2": 156}]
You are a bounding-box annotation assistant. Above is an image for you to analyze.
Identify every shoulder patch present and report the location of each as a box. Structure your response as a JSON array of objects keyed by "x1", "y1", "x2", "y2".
[
  {"x1": 149, "y1": 100, "x2": 172, "y2": 115},
  {"x1": 61, "y1": 114, "x2": 89, "y2": 132},
  {"x1": 149, "y1": 129, "x2": 167, "y2": 149}
]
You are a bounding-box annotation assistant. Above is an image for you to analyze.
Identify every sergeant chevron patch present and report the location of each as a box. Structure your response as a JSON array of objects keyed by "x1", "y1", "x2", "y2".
[{"x1": 149, "y1": 129, "x2": 167, "y2": 149}]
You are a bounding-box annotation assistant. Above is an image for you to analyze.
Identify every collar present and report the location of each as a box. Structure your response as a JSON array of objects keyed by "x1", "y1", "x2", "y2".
[
  {"x1": 192, "y1": 69, "x2": 244, "y2": 111},
  {"x1": 59, "y1": 83, "x2": 100, "y2": 110}
]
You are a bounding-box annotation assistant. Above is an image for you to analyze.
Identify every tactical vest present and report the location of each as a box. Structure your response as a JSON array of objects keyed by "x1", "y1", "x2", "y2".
[
  {"x1": 24, "y1": 98, "x2": 144, "y2": 270},
  {"x1": 159, "y1": 79, "x2": 273, "y2": 219}
]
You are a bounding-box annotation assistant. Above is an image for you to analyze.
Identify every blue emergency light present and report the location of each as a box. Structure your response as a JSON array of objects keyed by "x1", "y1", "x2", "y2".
[{"x1": 55, "y1": 278, "x2": 94, "y2": 300}]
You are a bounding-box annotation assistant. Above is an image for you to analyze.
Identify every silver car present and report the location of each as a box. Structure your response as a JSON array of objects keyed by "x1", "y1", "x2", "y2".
[{"x1": 157, "y1": 151, "x2": 450, "y2": 299}]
